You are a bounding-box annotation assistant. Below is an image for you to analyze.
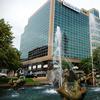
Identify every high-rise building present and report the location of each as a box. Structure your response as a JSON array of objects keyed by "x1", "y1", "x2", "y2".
[
  {"x1": 89, "y1": 9, "x2": 100, "y2": 50},
  {"x1": 89, "y1": 8, "x2": 99, "y2": 18},
  {"x1": 20, "y1": 0, "x2": 91, "y2": 69}
]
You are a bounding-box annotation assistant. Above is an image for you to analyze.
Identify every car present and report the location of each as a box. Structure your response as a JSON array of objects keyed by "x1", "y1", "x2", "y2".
[
  {"x1": 0, "y1": 73, "x2": 7, "y2": 78},
  {"x1": 0, "y1": 69, "x2": 8, "y2": 78},
  {"x1": 34, "y1": 71, "x2": 47, "y2": 77},
  {"x1": 25, "y1": 71, "x2": 37, "y2": 78}
]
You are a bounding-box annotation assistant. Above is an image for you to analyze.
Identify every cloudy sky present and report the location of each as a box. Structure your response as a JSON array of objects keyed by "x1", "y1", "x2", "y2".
[{"x1": 0, "y1": 0, "x2": 100, "y2": 50}]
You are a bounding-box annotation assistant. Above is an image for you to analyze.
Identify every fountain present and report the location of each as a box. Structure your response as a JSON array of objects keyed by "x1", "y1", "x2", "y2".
[
  {"x1": 47, "y1": 26, "x2": 63, "y2": 87},
  {"x1": 0, "y1": 26, "x2": 100, "y2": 100},
  {"x1": 1, "y1": 84, "x2": 100, "y2": 100},
  {"x1": 52, "y1": 26, "x2": 87, "y2": 100},
  {"x1": 89, "y1": 13, "x2": 100, "y2": 86},
  {"x1": 53, "y1": 26, "x2": 63, "y2": 87},
  {"x1": 8, "y1": 76, "x2": 25, "y2": 90}
]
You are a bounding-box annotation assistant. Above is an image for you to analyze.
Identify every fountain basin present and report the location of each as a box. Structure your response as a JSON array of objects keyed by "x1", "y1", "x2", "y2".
[{"x1": 0, "y1": 85, "x2": 100, "y2": 100}]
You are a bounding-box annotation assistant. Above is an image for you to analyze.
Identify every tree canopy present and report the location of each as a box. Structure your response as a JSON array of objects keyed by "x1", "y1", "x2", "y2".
[
  {"x1": 62, "y1": 60, "x2": 70, "y2": 70},
  {"x1": 79, "y1": 47, "x2": 100, "y2": 74},
  {"x1": 93, "y1": 47, "x2": 100, "y2": 70},
  {"x1": 0, "y1": 19, "x2": 21, "y2": 70},
  {"x1": 79, "y1": 58, "x2": 92, "y2": 74}
]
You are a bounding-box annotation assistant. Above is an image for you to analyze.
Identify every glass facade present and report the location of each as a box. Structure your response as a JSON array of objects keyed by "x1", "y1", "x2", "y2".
[
  {"x1": 20, "y1": 0, "x2": 91, "y2": 61},
  {"x1": 53, "y1": 0, "x2": 90, "y2": 59},
  {"x1": 89, "y1": 13, "x2": 100, "y2": 49},
  {"x1": 20, "y1": 1, "x2": 50, "y2": 59},
  {"x1": 90, "y1": 9, "x2": 99, "y2": 18},
  {"x1": 28, "y1": 45, "x2": 48, "y2": 60}
]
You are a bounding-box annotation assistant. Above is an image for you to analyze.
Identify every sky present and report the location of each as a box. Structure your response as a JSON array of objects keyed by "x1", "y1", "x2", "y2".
[{"x1": 0, "y1": 0, "x2": 100, "y2": 50}]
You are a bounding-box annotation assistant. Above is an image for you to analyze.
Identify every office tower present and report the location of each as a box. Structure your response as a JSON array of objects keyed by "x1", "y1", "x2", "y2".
[
  {"x1": 89, "y1": 8, "x2": 100, "y2": 50},
  {"x1": 20, "y1": 0, "x2": 90, "y2": 68}
]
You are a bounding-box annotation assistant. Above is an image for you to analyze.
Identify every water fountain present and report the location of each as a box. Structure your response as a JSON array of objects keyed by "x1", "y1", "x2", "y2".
[
  {"x1": 47, "y1": 26, "x2": 63, "y2": 87},
  {"x1": 89, "y1": 13, "x2": 96, "y2": 86},
  {"x1": 0, "y1": 26, "x2": 100, "y2": 100},
  {"x1": 53, "y1": 26, "x2": 63, "y2": 87},
  {"x1": 52, "y1": 26, "x2": 87, "y2": 100},
  {"x1": 89, "y1": 13, "x2": 100, "y2": 86}
]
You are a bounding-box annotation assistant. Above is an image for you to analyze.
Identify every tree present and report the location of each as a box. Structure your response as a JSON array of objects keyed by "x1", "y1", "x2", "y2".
[
  {"x1": 79, "y1": 58, "x2": 92, "y2": 74},
  {"x1": 93, "y1": 47, "x2": 100, "y2": 70},
  {"x1": 0, "y1": 19, "x2": 21, "y2": 70},
  {"x1": 62, "y1": 60, "x2": 71, "y2": 70},
  {"x1": 79, "y1": 47, "x2": 100, "y2": 74}
]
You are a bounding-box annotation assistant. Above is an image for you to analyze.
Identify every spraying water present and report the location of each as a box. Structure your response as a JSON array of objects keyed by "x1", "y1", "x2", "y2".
[
  {"x1": 53, "y1": 26, "x2": 62, "y2": 87},
  {"x1": 89, "y1": 13, "x2": 100, "y2": 86}
]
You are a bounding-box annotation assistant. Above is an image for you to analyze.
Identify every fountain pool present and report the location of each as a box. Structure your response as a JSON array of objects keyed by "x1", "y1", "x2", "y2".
[
  {"x1": 0, "y1": 85, "x2": 61, "y2": 100},
  {"x1": 0, "y1": 85, "x2": 100, "y2": 100}
]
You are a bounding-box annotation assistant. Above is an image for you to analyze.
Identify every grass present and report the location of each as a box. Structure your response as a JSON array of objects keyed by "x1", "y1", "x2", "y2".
[
  {"x1": 25, "y1": 78, "x2": 40, "y2": 85},
  {"x1": 0, "y1": 77, "x2": 20, "y2": 84},
  {"x1": 0, "y1": 77, "x2": 10, "y2": 84},
  {"x1": 0, "y1": 77, "x2": 40, "y2": 86}
]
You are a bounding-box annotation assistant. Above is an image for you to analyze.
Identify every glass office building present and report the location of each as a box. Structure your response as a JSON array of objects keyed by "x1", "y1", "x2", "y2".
[
  {"x1": 89, "y1": 9, "x2": 100, "y2": 50},
  {"x1": 89, "y1": 8, "x2": 99, "y2": 18},
  {"x1": 20, "y1": 1, "x2": 50, "y2": 59},
  {"x1": 54, "y1": 1, "x2": 90, "y2": 59},
  {"x1": 20, "y1": 0, "x2": 90, "y2": 67}
]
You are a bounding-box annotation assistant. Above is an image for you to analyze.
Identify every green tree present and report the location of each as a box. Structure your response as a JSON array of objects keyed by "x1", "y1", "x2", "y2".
[
  {"x1": 62, "y1": 60, "x2": 70, "y2": 70},
  {"x1": 93, "y1": 47, "x2": 100, "y2": 70},
  {"x1": 79, "y1": 47, "x2": 100, "y2": 74},
  {"x1": 79, "y1": 58, "x2": 92, "y2": 74},
  {"x1": 0, "y1": 19, "x2": 21, "y2": 70}
]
